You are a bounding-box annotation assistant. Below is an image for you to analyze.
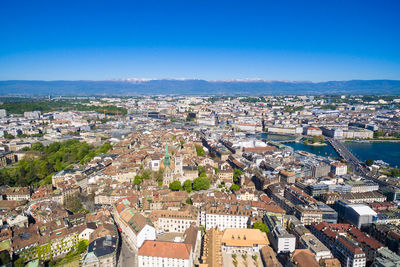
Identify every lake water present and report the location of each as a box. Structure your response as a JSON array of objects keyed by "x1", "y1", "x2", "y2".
[
  {"x1": 284, "y1": 140, "x2": 400, "y2": 168},
  {"x1": 344, "y1": 141, "x2": 400, "y2": 168},
  {"x1": 284, "y1": 142, "x2": 340, "y2": 158}
]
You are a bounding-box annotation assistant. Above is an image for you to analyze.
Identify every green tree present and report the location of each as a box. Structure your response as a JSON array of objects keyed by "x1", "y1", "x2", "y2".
[
  {"x1": 0, "y1": 250, "x2": 10, "y2": 265},
  {"x1": 169, "y1": 180, "x2": 183, "y2": 191},
  {"x1": 365, "y1": 159, "x2": 374, "y2": 166},
  {"x1": 195, "y1": 145, "x2": 205, "y2": 156},
  {"x1": 233, "y1": 168, "x2": 242, "y2": 183},
  {"x1": 193, "y1": 176, "x2": 210, "y2": 191},
  {"x1": 77, "y1": 239, "x2": 89, "y2": 254},
  {"x1": 13, "y1": 258, "x2": 25, "y2": 267},
  {"x1": 374, "y1": 131, "x2": 385, "y2": 138},
  {"x1": 183, "y1": 179, "x2": 193, "y2": 193},
  {"x1": 387, "y1": 168, "x2": 400, "y2": 177},
  {"x1": 64, "y1": 197, "x2": 83, "y2": 214},
  {"x1": 230, "y1": 184, "x2": 240, "y2": 192},
  {"x1": 253, "y1": 221, "x2": 269, "y2": 234},
  {"x1": 232, "y1": 254, "x2": 238, "y2": 267},
  {"x1": 198, "y1": 165, "x2": 206, "y2": 176},
  {"x1": 134, "y1": 175, "x2": 142, "y2": 185},
  {"x1": 347, "y1": 166, "x2": 353, "y2": 173},
  {"x1": 141, "y1": 170, "x2": 151, "y2": 180},
  {"x1": 3, "y1": 133, "x2": 15, "y2": 139},
  {"x1": 32, "y1": 142, "x2": 45, "y2": 151},
  {"x1": 242, "y1": 253, "x2": 248, "y2": 264},
  {"x1": 308, "y1": 135, "x2": 325, "y2": 144}
]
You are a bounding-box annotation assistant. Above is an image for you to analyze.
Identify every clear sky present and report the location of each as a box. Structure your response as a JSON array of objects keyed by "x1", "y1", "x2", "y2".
[{"x1": 0, "y1": 0, "x2": 399, "y2": 81}]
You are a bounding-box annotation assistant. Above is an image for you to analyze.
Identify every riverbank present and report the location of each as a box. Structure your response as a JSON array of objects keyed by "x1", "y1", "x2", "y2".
[{"x1": 344, "y1": 139, "x2": 400, "y2": 143}]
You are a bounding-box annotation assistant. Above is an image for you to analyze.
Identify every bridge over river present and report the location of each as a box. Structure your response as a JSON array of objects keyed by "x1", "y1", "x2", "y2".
[
  {"x1": 327, "y1": 137, "x2": 369, "y2": 175},
  {"x1": 327, "y1": 137, "x2": 392, "y2": 187}
]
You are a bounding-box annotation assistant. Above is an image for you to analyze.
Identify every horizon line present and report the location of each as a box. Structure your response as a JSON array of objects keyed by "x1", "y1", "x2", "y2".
[{"x1": 1, "y1": 78, "x2": 399, "y2": 83}]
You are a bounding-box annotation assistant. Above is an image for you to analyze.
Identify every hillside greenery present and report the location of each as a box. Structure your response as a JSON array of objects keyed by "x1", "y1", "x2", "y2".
[
  {"x1": 0, "y1": 140, "x2": 112, "y2": 187},
  {"x1": 0, "y1": 99, "x2": 127, "y2": 115}
]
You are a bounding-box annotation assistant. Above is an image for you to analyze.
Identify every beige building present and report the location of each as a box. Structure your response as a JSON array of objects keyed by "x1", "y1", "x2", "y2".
[
  {"x1": 150, "y1": 208, "x2": 197, "y2": 233},
  {"x1": 221, "y1": 228, "x2": 269, "y2": 255},
  {"x1": 200, "y1": 228, "x2": 223, "y2": 267},
  {"x1": 2, "y1": 187, "x2": 30, "y2": 201}
]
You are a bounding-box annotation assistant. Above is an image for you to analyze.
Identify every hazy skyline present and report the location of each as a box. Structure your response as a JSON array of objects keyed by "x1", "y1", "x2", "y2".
[{"x1": 1, "y1": 0, "x2": 399, "y2": 81}]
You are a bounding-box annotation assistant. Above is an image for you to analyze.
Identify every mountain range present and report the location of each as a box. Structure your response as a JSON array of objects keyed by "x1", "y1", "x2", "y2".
[{"x1": 0, "y1": 79, "x2": 399, "y2": 96}]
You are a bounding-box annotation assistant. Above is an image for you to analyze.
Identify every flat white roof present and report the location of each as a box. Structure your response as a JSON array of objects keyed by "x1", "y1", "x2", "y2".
[{"x1": 349, "y1": 204, "x2": 377, "y2": 216}]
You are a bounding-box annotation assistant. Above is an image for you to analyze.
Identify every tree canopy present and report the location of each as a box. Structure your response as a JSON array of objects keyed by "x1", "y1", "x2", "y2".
[
  {"x1": 193, "y1": 176, "x2": 210, "y2": 191},
  {"x1": 230, "y1": 184, "x2": 240, "y2": 192},
  {"x1": 0, "y1": 99, "x2": 127, "y2": 115},
  {"x1": 0, "y1": 140, "x2": 112, "y2": 187},
  {"x1": 365, "y1": 159, "x2": 374, "y2": 166},
  {"x1": 169, "y1": 180, "x2": 182, "y2": 191},
  {"x1": 195, "y1": 145, "x2": 205, "y2": 156},
  {"x1": 183, "y1": 179, "x2": 193, "y2": 193},
  {"x1": 387, "y1": 168, "x2": 400, "y2": 177},
  {"x1": 253, "y1": 221, "x2": 269, "y2": 234},
  {"x1": 233, "y1": 168, "x2": 242, "y2": 183}
]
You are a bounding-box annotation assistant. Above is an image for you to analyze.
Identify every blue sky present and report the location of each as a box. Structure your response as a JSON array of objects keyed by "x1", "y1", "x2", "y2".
[{"x1": 0, "y1": 0, "x2": 399, "y2": 81}]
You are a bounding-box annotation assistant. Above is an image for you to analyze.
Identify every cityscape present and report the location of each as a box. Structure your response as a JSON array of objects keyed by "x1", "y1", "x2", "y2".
[
  {"x1": 0, "y1": 95, "x2": 398, "y2": 267},
  {"x1": 1, "y1": 0, "x2": 400, "y2": 267}
]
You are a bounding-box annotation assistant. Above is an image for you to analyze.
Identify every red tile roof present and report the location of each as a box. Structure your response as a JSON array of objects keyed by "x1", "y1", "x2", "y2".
[{"x1": 138, "y1": 240, "x2": 191, "y2": 259}]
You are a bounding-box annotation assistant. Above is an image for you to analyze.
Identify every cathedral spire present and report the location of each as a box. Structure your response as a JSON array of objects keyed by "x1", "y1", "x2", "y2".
[{"x1": 164, "y1": 144, "x2": 171, "y2": 167}]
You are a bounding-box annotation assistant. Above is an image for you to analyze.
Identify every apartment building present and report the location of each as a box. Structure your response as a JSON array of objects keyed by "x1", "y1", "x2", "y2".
[
  {"x1": 2, "y1": 187, "x2": 30, "y2": 201},
  {"x1": 199, "y1": 204, "x2": 251, "y2": 230},
  {"x1": 113, "y1": 207, "x2": 156, "y2": 251},
  {"x1": 150, "y1": 208, "x2": 197, "y2": 233},
  {"x1": 265, "y1": 215, "x2": 296, "y2": 253}
]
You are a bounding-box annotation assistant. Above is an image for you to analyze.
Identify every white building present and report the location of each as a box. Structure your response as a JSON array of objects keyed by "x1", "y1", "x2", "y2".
[
  {"x1": 113, "y1": 208, "x2": 156, "y2": 251},
  {"x1": 6, "y1": 214, "x2": 28, "y2": 228},
  {"x1": 300, "y1": 234, "x2": 333, "y2": 261},
  {"x1": 198, "y1": 117, "x2": 216, "y2": 126},
  {"x1": 79, "y1": 226, "x2": 96, "y2": 241},
  {"x1": 304, "y1": 127, "x2": 322, "y2": 136},
  {"x1": 330, "y1": 162, "x2": 347, "y2": 176},
  {"x1": 150, "y1": 209, "x2": 197, "y2": 233},
  {"x1": 265, "y1": 215, "x2": 296, "y2": 253},
  {"x1": 149, "y1": 158, "x2": 161, "y2": 171},
  {"x1": 24, "y1": 111, "x2": 41, "y2": 119},
  {"x1": 199, "y1": 205, "x2": 250, "y2": 230},
  {"x1": 0, "y1": 109, "x2": 6, "y2": 118}
]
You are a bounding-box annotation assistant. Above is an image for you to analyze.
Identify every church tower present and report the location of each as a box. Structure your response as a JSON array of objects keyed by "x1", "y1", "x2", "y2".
[
  {"x1": 164, "y1": 144, "x2": 171, "y2": 167},
  {"x1": 163, "y1": 144, "x2": 173, "y2": 185}
]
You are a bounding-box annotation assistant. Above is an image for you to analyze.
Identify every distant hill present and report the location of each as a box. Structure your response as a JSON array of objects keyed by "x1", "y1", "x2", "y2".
[{"x1": 0, "y1": 79, "x2": 399, "y2": 96}]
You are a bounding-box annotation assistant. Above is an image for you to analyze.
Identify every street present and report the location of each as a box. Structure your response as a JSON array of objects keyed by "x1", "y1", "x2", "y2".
[{"x1": 117, "y1": 239, "x2": 137, "y2": 267}]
